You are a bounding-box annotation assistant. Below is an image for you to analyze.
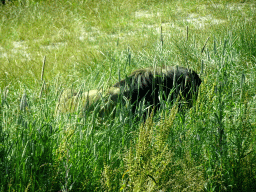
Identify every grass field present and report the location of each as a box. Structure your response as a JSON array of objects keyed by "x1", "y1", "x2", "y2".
[{"x1": 0, "y1": 0, "x2": 256, "y2": 191}]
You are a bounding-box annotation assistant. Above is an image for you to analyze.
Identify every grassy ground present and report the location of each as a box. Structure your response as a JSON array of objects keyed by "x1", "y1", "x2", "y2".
[{"x1": 0, "y1": 0, "x2": 256, "y2": 191}]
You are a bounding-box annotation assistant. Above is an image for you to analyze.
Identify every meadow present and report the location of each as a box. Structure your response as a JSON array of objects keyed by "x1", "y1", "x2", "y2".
[{"x1": 0, "y1": 0, "x2": 256, "y2": 191}]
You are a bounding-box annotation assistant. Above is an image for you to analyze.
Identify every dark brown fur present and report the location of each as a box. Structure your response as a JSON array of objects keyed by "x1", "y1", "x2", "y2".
[
  {"x1": 113, "y1": 65, "x2": 201, "y2": 112},
  {"x1": 56, "y1": 66, "x2": 201, "y2": 117}
]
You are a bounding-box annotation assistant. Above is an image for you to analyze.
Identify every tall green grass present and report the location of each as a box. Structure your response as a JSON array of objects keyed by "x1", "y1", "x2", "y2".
[{"x1": 1, "y1": 0, "x2": 256, "y2": 191}]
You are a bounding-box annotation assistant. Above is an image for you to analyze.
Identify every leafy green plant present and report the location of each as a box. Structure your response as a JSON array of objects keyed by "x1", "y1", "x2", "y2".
[{"x1": 0, "y1": 0, "x2": 256, "y2": 191}]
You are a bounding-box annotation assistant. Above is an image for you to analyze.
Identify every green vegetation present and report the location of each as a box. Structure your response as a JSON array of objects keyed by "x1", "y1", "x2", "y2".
[{"x1": 0, "y1": 0, "x2": 256, "y2": 191}]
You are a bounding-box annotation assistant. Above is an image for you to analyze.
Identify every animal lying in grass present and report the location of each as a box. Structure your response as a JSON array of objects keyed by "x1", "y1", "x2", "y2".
[{"x1": 56, "y1": 65, "x2": 201, "y2": 117}]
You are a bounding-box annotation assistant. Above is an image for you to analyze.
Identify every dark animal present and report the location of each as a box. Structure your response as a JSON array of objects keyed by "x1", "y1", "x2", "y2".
[
  {"x1": 55, "y1": 87, "x2": 121, "y2": 117},
  {"x1": 113, "y1": 65, "x2": 201, "y2": 113},
  {"x1": 55, "y1": 65, "x2": 201, "y2": 118}
]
